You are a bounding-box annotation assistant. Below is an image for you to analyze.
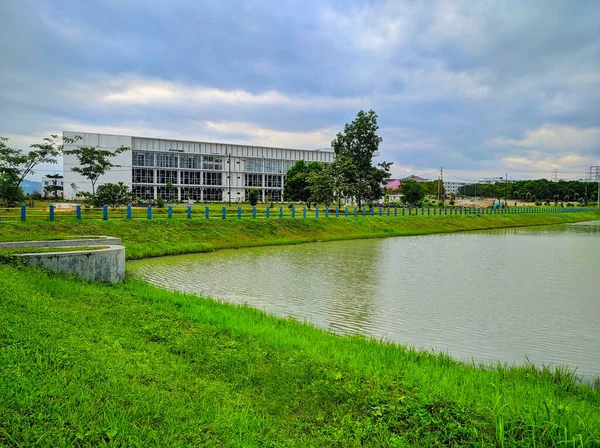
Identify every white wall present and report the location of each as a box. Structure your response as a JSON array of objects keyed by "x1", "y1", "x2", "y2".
[{"x1": 63, "y1": 132, "x2": 132, "y2": 199}]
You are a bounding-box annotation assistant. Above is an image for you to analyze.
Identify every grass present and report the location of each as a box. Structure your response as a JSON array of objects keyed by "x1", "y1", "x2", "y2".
[
  {"x1": 1, "y1": 212, "x2": 598, "y2": 259},
  {"x1": 1, "y1": 265, "x2": 599, "y2": 446}
]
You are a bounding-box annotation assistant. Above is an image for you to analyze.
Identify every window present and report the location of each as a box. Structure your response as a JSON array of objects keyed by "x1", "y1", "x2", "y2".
[
  {"x1": 132, "y1": 151, "x2": 155, "y2": 167},
  {"x1": 203, "y1": 172, "x2": 222, "y2": 186},
  {"x1": 132, "y1": 185, "x2": 154, "y2": 200},
  {"x1": 180, "y1": 155, "x2": 202, "y2": 169},
  {"x1": 157, "y1": 186, "x2": 177, "y2": 201},
  {"x1": 202, "y1": 156, "x2": 223, "y2": 170},
  {"x1": 265, "y1": 189, "x2": 282, "y2": 202},
  {"x1": 264, "y1": 159, "x2": 282, "y2": 173},
  {"x1": 132, "y1": 168, "x2": 154, "y2": 184},
  {"x1": 245, "y1": 173, "x2": 262, "y2": 187},
  {"x1": 203, "y1": 188, "x2": 222, "y2": 202},
  {"x1": 265, "y1": 175, "x2": 282, "y2": 188},
  {"x1": 181, "y1": 187, "x2": 202, "y2": 201},
  {"x1": 157, "y1": 170, "x2": 178, "y2": 184},
  {"x1": 245, "y1": 158, "x2": 263, "y2": 172},
  {"x1": 156, "y1": 153, "x2": 178, "y2": 168},
  {"x1": 181, "y1": 171, "x2": 202, "y2": 185}
]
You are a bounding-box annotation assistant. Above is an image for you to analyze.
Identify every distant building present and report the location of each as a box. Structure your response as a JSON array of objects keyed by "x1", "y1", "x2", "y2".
[
  {"x1": 41, "y1": 176, "x2": 64, "y2": 198},
  {"x1": 444, "y1": 181, "x2": 471, "y2": 196},
  {"x1": 478, "y1": 176, "x2": 505, "y2": 184},
  {"x1": 400, "y1": 175, "x2": 429, "y2": 183}
]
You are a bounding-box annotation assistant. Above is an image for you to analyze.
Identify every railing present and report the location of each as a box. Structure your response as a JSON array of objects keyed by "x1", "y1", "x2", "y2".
[{"x1": 0, "y1": 204, "x2": 593, "y2": 222}]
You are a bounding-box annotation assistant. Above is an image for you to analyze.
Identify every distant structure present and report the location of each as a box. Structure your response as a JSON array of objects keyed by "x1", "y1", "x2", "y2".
[
  {"x1": 384, "y1": 175, "x2": 430, "y2": 202},
  {"x1": 478, "y1": 176, "x2": 504, "y2": 184},
  {"x1": 400, "y1": 175, "x2": 428, "y2": 183},
  {"x1": 443, "y1": 181, "x2": 471, "y2": 196},
  {"x1": 41, "y1": 175, "x2": 64, "y2": 198}
]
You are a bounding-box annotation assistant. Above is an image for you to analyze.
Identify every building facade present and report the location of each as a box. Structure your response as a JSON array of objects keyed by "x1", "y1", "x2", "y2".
[
  {"x1": 443, "y1": 181, "x2": 470, "y2": 195},
  {"x1": 41, "y1": 176, "x2": 64, "y2": 197},
  {"x1": 63, "y1": 132, "x2": 334, "y2": 202}
]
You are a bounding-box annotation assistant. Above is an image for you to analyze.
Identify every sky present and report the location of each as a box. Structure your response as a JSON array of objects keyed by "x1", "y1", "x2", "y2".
[{"x1": 1, "y1": 0, "x2": 599, "y2": 183}]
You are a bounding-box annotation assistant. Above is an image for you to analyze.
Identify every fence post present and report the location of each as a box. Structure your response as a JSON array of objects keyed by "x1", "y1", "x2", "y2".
[
  {"x1": 402, "y1": 206, "x2": 405, "y2": 216},
  {"x1": 394, "y1": 205, "x2": 398, "y2": 216},
  {"x1": 363, "y1": 207, "x2": 366, "y2": 216},
  {"x1": 325, "y1": 206, "x2": 329, "y2": 218},
  {"x1": 291, "y1": 205, "x2": 296, "y2": 218},
  {"x1": 49, "y1": 204, "x2": 55, "y2": 221},
  {"x1": 77, "y1": 204, "x2": 82, "y2": 220},
  {"x1": 266, "y1": 206, "x2": 270, "y2": 218},
  {"x1": 253, "y1": 206, "x2": 257, "y2": 218},
  {"x1": 303, "y1": 206, "x2": 307, "y2": 219},
  {"x1": 126, "y1": 204, "x2": 132, "y2": 219},
  {"x1": 315, "y1": 206, "x2": 319, "y2": 218},
  {"x1": 187, "y1": 205, "x2": 192, "y2": 219},
  {"x1": 21, "y1": 204, "x2": 26, "y2": 221},
  {"x1": 427, "y1": 207, "x2": 430, "y2": 215},
  {"x1": 421, "y1": 206, "x2": 424, "y2": 215},
  {"x1": 168, "y1": 204, "x2": 173, "y2": 218},
  {"x1": 354, "y1": 206, "x2": 357, "y2": 217},
  {"x1": 345, "y1": 206, "x2": 348, "y2": 217},
  {"x1": 238, "y1": 206, "x2": 242, "y2": 219},
  {"x1": 147, "y1": 205, "x2": 152, "y2": 220},
  {"x1": 222, "y1": 206, "x2": 226, "y2": 219},
  {"x1": 205, "y1": 206, "x2": 209, "y2": 220},
  {"x1": 336, "y1": 206, "x2": 339, "y2": 218},
  {"x1": 433, "y1": 207, "x2": 437, "y2": 215},
  {"x1": 377, "y1": 206, "x2": 381, "y2": 216},
  {"x1": 279, "y1": 206, "x2": 283, "y2": 218},
  {"x1": 370, "y1": 206, "x2": 375, "y2": 216},
  {"x1": 444, "y1": 207, "x2": 447, "y2": 215},
  {"x1": 103, "y1": 205, "x2": 108, "y2": 220}
]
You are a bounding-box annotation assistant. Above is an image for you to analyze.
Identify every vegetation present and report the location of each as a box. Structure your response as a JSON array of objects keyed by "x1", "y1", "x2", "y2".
[
  {"x1": 66, "y1": 142, "x2": 129, "y2": 195},
  {"x1": 283, "y1": 160, "x2": 324, "y2": 206},
  {"x1": 400, "y1": 180, "x2": 425, "y2": 206},
  {"x1": 0, "y1": 263, "x2": 599, "y2": 446},
  {"x1": 247, "y1": 187, "x2": 260, "y2": 206},
  {"x1": 42, "y1": 174, "x2": 63, "y2": 198},
  {"x1": 1, "y1": 212, "x2": 597, "y2": 260},
  {"x1": 93, "y1": 182, "x2": 132, "y2": 208},
  {"x1": 0, "y1": 245, "x2": 109, "y2": 256}
]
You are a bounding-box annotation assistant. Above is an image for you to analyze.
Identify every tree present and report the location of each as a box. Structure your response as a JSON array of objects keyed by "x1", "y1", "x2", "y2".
[
  {"x1": 248, "y1": 188, "x2": 259, "y2": 206},
  {"x1": 0, "y1": 134, "x2": 77, "y2": 206},
  {"x1": 283, "y1": 160, "x2": 324, "y2": 205},
  {"x1": 65, "y1": 144, "x2": 129, "y2": 195},
  {"x1": 331, "y1": 110, "x2": 391, "y2": 209},
  {"x1": 93, "y1": 182, "x2": 132, "y2": 208},
  {"x1": 307, "y1": 169, "x2": 334, "y2": 205},
  {"x1": 400, "y1": 180, "x2": 425, "y2": 206},
  {"x1": 43, "y1": 174, "x2": 63, "y2": 199}
]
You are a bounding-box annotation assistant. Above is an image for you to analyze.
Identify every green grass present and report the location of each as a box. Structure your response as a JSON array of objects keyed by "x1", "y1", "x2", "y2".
[
  {"x1": 1, "y1": 212, "x2": 598, "y2": 259},
  {"x1": 1, "y1": 265, "x2": 599, "y2": 446}
]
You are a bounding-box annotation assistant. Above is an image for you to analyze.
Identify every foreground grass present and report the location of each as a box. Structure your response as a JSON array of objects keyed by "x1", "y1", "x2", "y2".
[
  {"x1": 1, "y1": 212, "x2": 598, "y2": 259},
  {"x1": 1, "y1": 265, "x2": 599, "y2": 447}
]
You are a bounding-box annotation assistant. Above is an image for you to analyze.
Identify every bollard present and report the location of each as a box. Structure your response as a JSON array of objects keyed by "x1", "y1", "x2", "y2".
[
  {"x1": 187, "y1": 205, "x2": 192, "y2": 219},
  {"x1": 77, "y1": 204, "x2": 82, "y2": 220},
  {"x1": 205, "y1": 206, "x2": 209, "y2": 219},
  {"x1": 409, "y1": 207, "x2": 412, "y2": 215},
  {"x1": 315, "y1": 206, "x2": 319, "y2": 218},
  {"x1": 252, "y1": 206, "x2": 257, "y2": 218},
  {"x1": 126, "y1": 204, "x2": 132, "y2": 219},
  {"x1": 402, "y1": 206, "x2": 405, "y2": 216},
  {"x1": 21, "y1": 204, "x2": 26, "y2": 221},
  {"x1": 394, "y1": 205, "x2": 398, "y2": 216},
  {"x1": 103, "y1": 205, "x2": 108, "y2": 220},
  {"x1": 303, "y1": 206, "x2": 307, "y2": 219},
  {"x1": 433, "y1": 207, "x2": 436, "y2": 216},
  {"x1": 49, "y1": 204, "x2": 55, "y2": 221},
  {"x1": 354, "y1": 206, "x2": 357, "y2": 217},
  {"x1": 291, "y1": 205, "x2": 296, "y2": 218},
  {"x1": 379, "y1": 207, "x2": 383, "y2": 216},
  {"x1": 279, "y1": 206, "x2": 283, "y2": 218},
  {"x1": 266, "y1": 206, "x2": 270, "y2": 218},
  {"x1": 336, "y1": 206, "x2": 339, "y2": 218},
  {"x1": 238, "y1": 206, "x2": 242, "y2": 219},
  {"x1": 168, "y1": 205, "x2": 173, "y2": 218},
  {"x1": 444, "y1": 207, "x2": 447, "y2": 215},
  {"x1": 421, "y1": 207, "x2": 424, "y2": 215},
  {"x1": 325, "y1": 206, "x2": 329, "y2": 218},
  {"x1": 387, "y1": 206, "x2": 390, "y2": 216},
  {"x1": 222, "y1": 206, "x2": 226, "y2": 219},
  {"x1": 147, "y1": 205, "x2": 152, "y2": 220},
  {"x1": 345, "y1": 206, "x2": 348, "y2": 217},
  {"x1": 371, "y1": 206, "x2": 375, "y2": 216},
  {"x1": 363, "y1": 207, "x2": 366, "y2": 217}
]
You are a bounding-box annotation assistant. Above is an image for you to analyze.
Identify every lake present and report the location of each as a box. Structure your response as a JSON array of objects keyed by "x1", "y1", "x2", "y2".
[{"x1": 129, "y1": 221, "x2": 600, "y2": 380}]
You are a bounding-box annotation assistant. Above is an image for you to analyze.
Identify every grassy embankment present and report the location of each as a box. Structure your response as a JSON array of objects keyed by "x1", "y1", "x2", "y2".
[
  {"x1": 1, "y1": 264, "x2": 599, "y2": 446},
  {"x1": 1, "y1": 212, "x2": 598, "y2": 259}
]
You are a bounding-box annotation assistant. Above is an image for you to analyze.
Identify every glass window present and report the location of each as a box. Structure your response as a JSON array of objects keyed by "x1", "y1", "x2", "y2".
[
  {"x1": 265, "y1": 175, "x2": 282, "y2": 188},
  {"x1": 181, "y1": 187, "x2": 202, "y2": 201},
  {"x1": 202, "y1": 156, "x2": 223, "y2": 170},
  {"x1": 132, "y1": 151, "x2": 155, "y2": 167},
  {"x1": 180, "y1": 154, "x2": 202, "y2": 169},
  {"x1": 265, "y1": 189, "x2": 282, "y2": 202},
  {"x1": 203, "y1": 172, "x2": 222, "y2": 186},
  {"x1": 203, "y1": 188, "x2": 222, "y2": 201},
  {"x1": 157, "y1": 169, "x2": 178, "y2": 184},
  {"x1": 156, "y1": 153, "x2": 178, "y2": 168},
  {"x1": 132, "y1": 185, "x2": 154, "y2": 200},
  {"x1": 132, "y1": 168, "x2": 154, "y2": 184},
  {"x1": 245, "y1": 173, "x2": 262, "y2": 187},
  {"x1": 181, "y1": 171, "x2": 202, "y2": 185},
  {"x1": 157, "y1": 186, "x2": 177, "y2": 201}
]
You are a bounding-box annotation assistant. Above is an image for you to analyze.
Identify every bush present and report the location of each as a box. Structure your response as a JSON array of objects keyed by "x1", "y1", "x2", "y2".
[
  {"x1": 93, "y1": 182, "x2": 132, "y2": 208},
  {"x1": 247, "y1": 188, "x2": 259, "y2": 206},
  {"x1": 535, "y1": 201, "x2": 542, "y2": 206},
  {"x1": 156, "y1": 195, "x2": 165, "y2": 208},
  {"x1": 567, "y1": 203, "x2": 575, "y2": 207}
]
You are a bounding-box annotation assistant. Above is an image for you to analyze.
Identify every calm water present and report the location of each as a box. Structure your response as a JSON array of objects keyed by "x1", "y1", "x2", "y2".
[{"x1": 129, "y1": 221, "x2": 600, "y2": 379}]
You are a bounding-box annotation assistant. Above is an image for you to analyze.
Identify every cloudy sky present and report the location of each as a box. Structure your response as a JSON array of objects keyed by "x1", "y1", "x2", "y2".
[{"x1": 1, "y1": 0, "x2": 599, "y2": 182}]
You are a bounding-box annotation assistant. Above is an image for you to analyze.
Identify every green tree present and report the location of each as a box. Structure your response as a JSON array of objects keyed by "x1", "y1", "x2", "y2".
[
  {"x1": 43, "y1": 174, "x2": 63, "y2": 199},
  {"x1": 400, "y1": 180, "x2": 425, "y2": 206},
  {"x1": 307, "y1": 169, "x2": 334, "y2": 205},
  {"x1": 0, "y1": 135, "x2": 76, "y2": 206},
  {"x1": 331, "y1": 110, "x2": 391, "y2": 209},
  {"x1": 283, "y1": 160, "x2": 324, "y2": 205},
  {"x1": 65, "y1": 144, "x2": 129, "y2": 195},
  {"x1": 247, "y1": 188, "x2": 259, "y2": 206},
  {"x1": 93, "y1": 182, "x2": 132, "y2": 208}
]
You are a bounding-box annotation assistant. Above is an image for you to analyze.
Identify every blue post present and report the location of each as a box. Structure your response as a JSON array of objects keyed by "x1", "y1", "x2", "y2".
[
  {"x1": 371, "y1": 206, "x2": 375, "y2": 216},
  {"x1": 252, "y1": 206, "x2": 257, "y2": 218},
  {"x1": 49, "y1": 204, "x2": 55, "y2": 221},
  {"x1": 147, "y1": 205, "x2": 152, "y2": 220},
  {"x1": 325, "y1": 206, "x2": 329, "y2": 218},
  {"x1": 303, "y1": 206, "x2": 306, "y2": 219},
  {"x1": 428, "y1": 207, "x2": 430, "y2": 215},
  {"x1": 402, "y1": 206, "x2": 405, "y2": 216},
  {"x1": 168, "y1": 205, "x2": 173, "y2": 218},
  {"x1": 222, "y1": 206, "x2": 226, "y2": 219},
  {"x1": 379, "y1": 206, "x2": 383, "y2": 216},
  {"x1": 394, "y1": 205, "x2": 398, "y2": 216},
  {"x1": 362, "y1": 207, "x2": 366, "y2": 217},
  {"x1": 387, "y1": 206, "x2": 390, "y2": 216},
  {"x1": 266, "y1": 206, "x2": 270, "y2": 218},
  {"x1": 238, "y1": 206, "x2": 242, "y2": 219},
  {"x1": 21, "y1": 204, "x2": 26, "y2": 221},
  {"x1": 103, "y1": 205, "x2": 108, "y2": 220},
  {"x1": 336, "y1": 206, "x2": 339, "y2": 218},
  {"x1": 205, "y1": 206, "x2": 209, "y2": 220},
  {"x1": 459, "y1": 207, "x2": 462, "y2": 215},
  {"x1": 126, "y1": 204, "x2": 131, "y2": 219},
  {"x1": 291, "y1": 205, "x2": 296, "y2": 218},
  {"x1": 444, "y1": 207, "x2": 447, "y2": 215},
  {"x1": 187, "y1": 205, "x2": 192, "y2": 219},
  {"x1": 421, "y1": 206, "x2": 424, "y2": 215},
  {"x1": 345, "y1": 206, "x2": 348, "y2": 217},
  {"x1": 315, "y1": 206, "x2": 319, "y2": 218},
  {"x1": 279, "y1": 206, "x2": 283, "y2": 218},
  {"x1": 433, "y1": 207, "x2": 436, "y2": 215},
  {"x1": 77, "y1": 204, "x2": 82, "y2": 220},
  {"x1": 354, "y1": 206, "x2": 357, "y2": 217}
]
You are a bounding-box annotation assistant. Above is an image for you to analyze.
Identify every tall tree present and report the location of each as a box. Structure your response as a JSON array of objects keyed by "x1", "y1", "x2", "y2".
[
  {"x1": 93, "y1": 182, "x2": 132, "y2": 208},
  {"x1": 283, "y1": 160, "x2": 323, "y2": 206},
  {"x1": 0, "y1": 135, "x2": 77, "y2": 207},
  {"x1": 65, "y1": 144, "x2": 129, "y2": 195},
  {"x1": 331, "y1": 110, "x2": 391, "y2": 209},
  {"x1": 400, "y1": 180, "x2": 425, "y2": 206}
]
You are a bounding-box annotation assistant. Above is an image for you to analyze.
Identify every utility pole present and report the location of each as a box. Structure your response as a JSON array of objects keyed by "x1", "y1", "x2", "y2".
[
  {"x1": 228, "y1": 149, "x2": 232, "y2": 207},
  {"x1": 551, "y1": 169, "x2": 559, "y2": 182},
  {"x1": 505, "y1": 173, "x2": 508, "y2": 205},
  {"x1": 439, "y1": 166, "x2": 444, "y2": 203}
]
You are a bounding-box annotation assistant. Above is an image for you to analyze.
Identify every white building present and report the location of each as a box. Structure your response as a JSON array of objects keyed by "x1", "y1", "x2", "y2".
[
  {"x1": 63, "y1": 132, "x2": 334, "y2": 202},
  {"x1": 443, "y1": 181, "x2": 470, "y2": 195},
  {"x1": 41, "y1": 175, "x2": 64, "y2": 197},
  {"x1": 478, "y1": 176, "x2": 505, "y2": 184}
]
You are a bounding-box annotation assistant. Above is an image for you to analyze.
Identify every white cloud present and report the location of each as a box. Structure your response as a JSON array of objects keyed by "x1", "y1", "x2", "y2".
[{"x1": 489, "y1": 124, "x2": 600, "y2": 153}]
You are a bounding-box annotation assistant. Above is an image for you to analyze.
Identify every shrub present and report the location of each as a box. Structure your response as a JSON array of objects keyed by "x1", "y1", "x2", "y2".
[{"x1": 247, "y1": 188, "x2": 259, "y2": 206}]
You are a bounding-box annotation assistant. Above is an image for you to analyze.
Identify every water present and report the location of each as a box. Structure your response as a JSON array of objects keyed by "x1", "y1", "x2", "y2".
[{"x1": 129, "y1": 221, "x2": 600, "y2": 379}]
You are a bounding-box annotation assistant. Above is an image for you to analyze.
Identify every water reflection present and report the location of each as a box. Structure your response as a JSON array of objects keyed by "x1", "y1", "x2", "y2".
[{"x1": 129, "y1": 221, "x2": 600, "y2": 379}]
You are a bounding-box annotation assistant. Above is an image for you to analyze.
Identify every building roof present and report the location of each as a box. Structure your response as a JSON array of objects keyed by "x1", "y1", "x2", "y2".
[
  {"x1": 384, "y1": 179, "x2": 401, "y2": 190},
  {"x1": 400, "y1": 175, "x2": 428, "y2": 182}
]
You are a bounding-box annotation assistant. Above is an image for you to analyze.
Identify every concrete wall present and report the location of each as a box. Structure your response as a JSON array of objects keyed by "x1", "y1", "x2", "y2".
[{"x1": 0, "y1": 237, "x2": 121, "y2": 249}]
